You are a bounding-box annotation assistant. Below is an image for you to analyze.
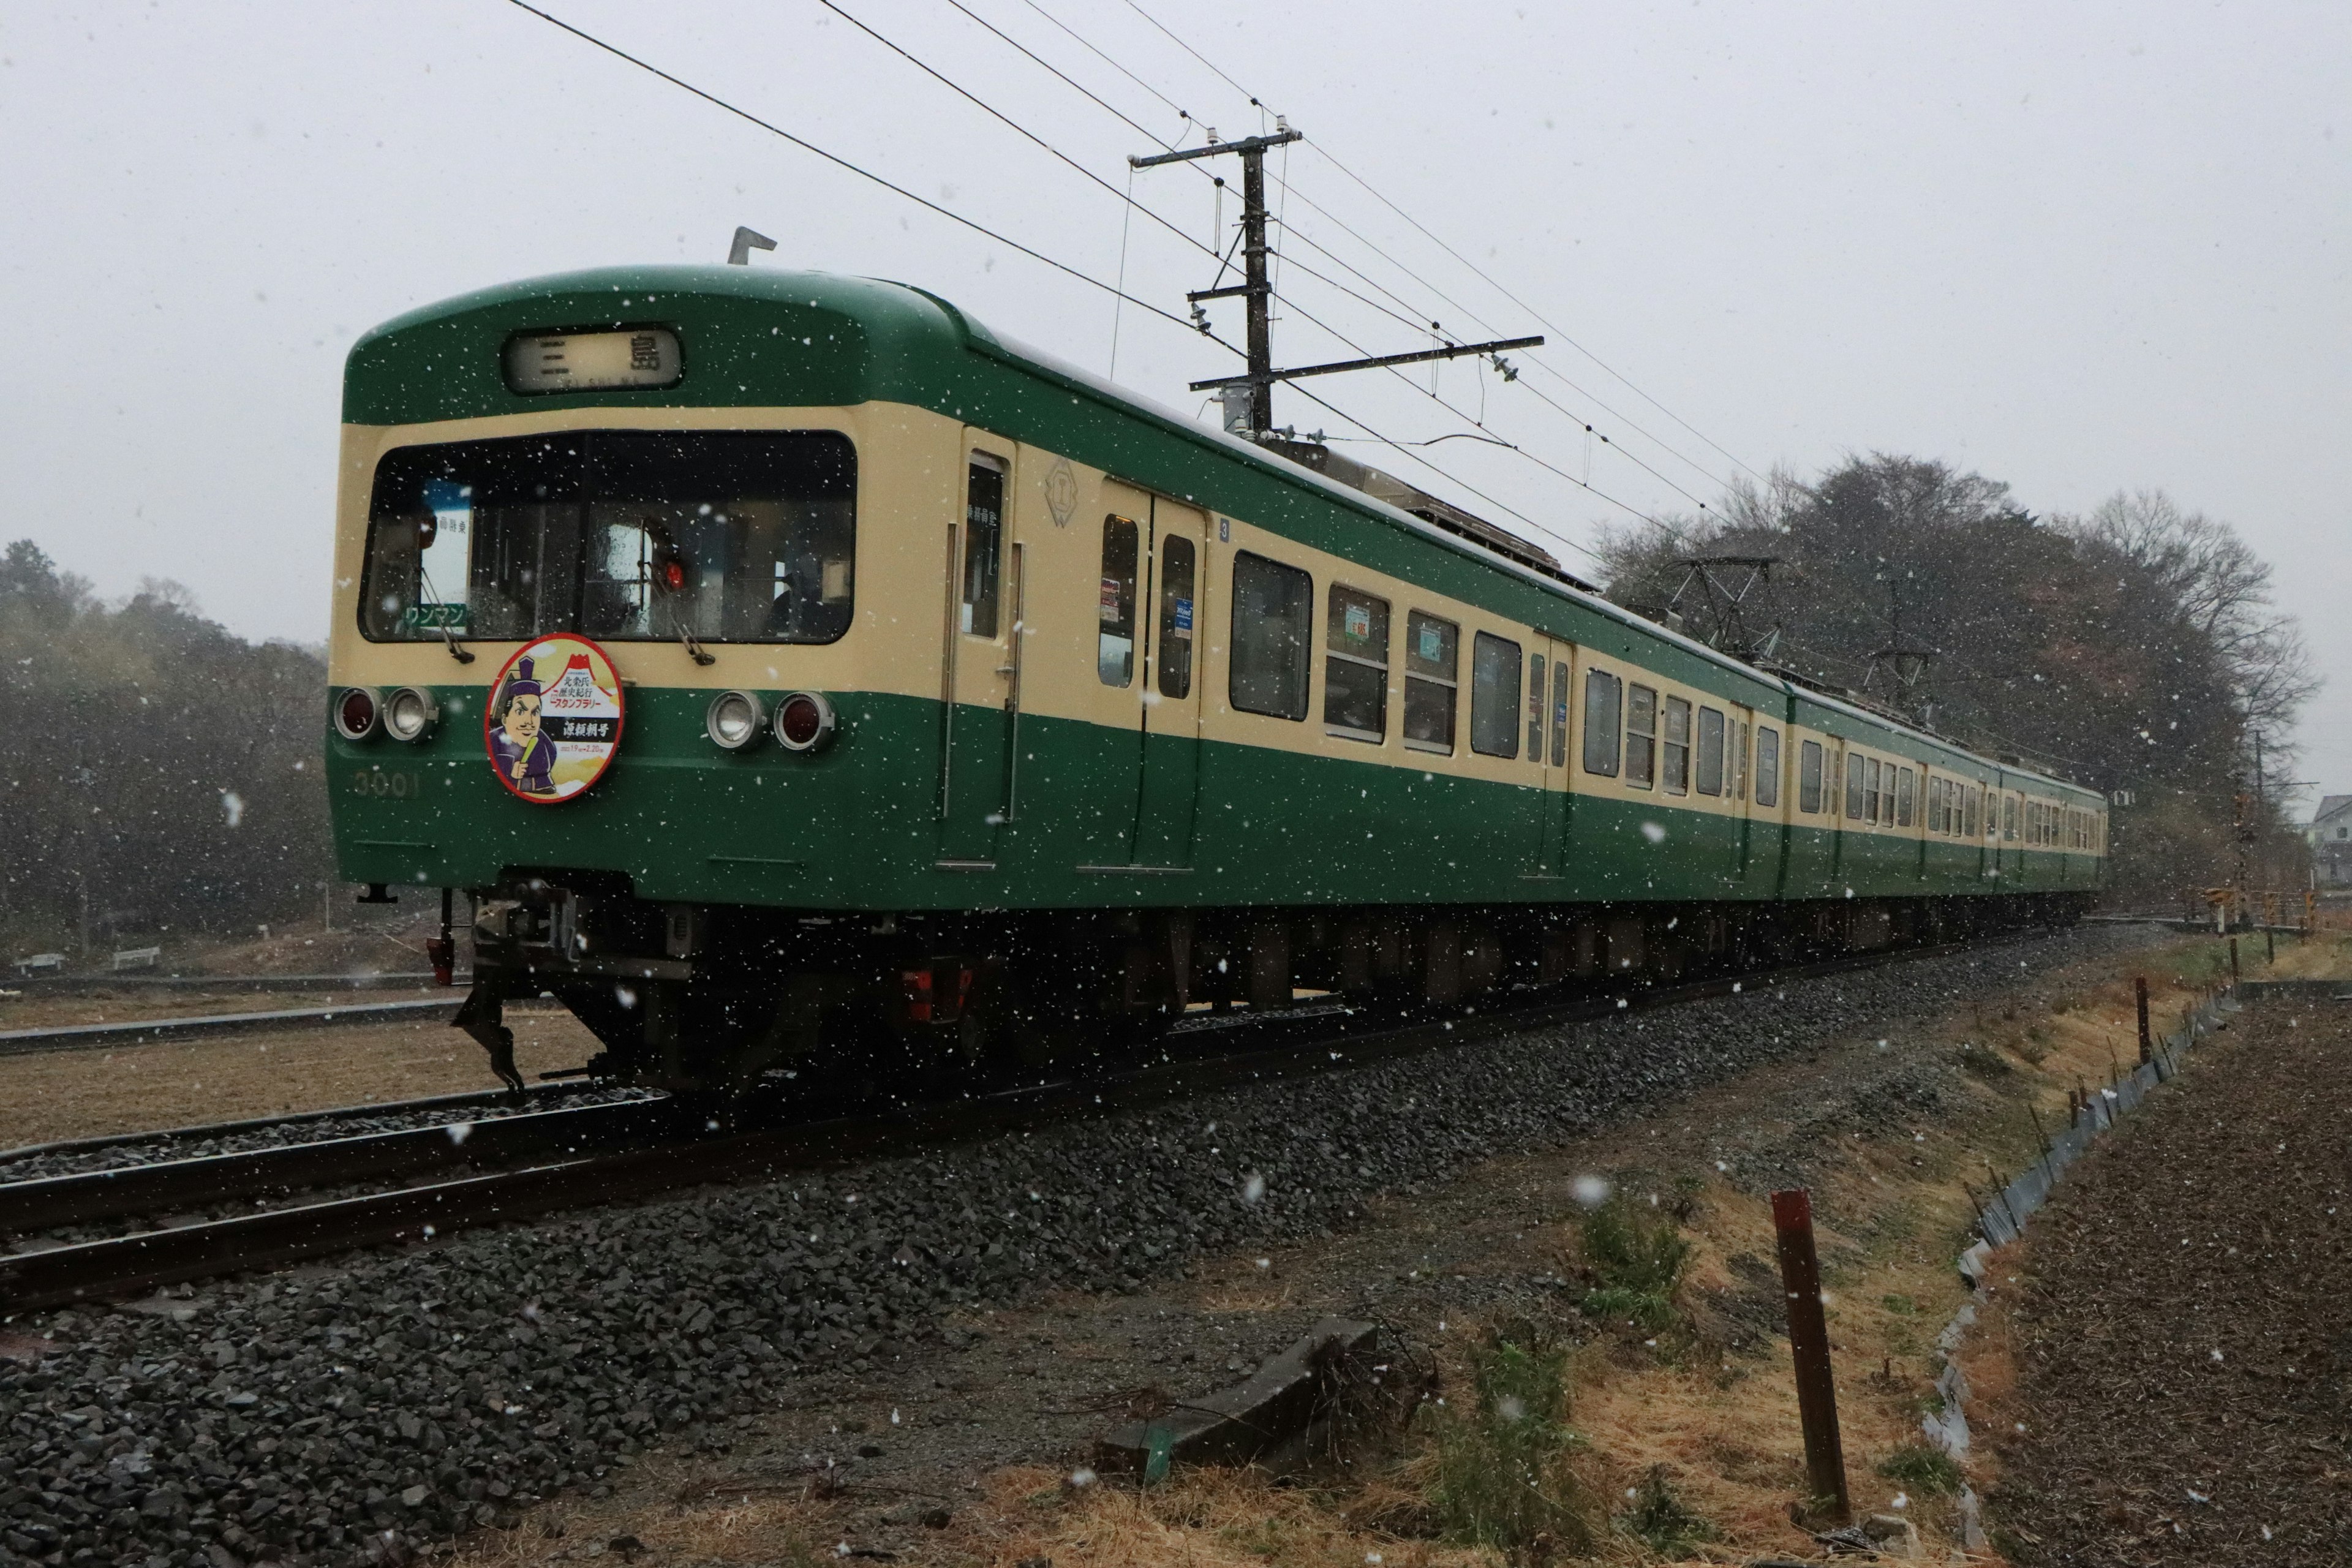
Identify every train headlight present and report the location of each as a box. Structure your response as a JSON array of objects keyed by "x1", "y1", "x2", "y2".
[
  {"x1": 334, "y1": 686, "x2": 382, "y2": 741},
  {"x1": 383, "y1": 686, "x2": 440, "y2": 742},
  {"x1": 704, "y1": 689, "x2": 766, "y2": 751},
  {"x1": 774, "y1": 690, "x2": 837, "y2": 753}
]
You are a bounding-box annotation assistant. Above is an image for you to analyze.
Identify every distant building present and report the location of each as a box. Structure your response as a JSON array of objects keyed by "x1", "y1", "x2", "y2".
[{"x1": 2307, "y1": 795, "x2": 2352, "y2": 886}]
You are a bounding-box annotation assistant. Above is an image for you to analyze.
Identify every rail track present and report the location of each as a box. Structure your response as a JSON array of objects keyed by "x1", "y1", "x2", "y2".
[{"x1": 0, "y1": 924, "x2": 2075, "y2": 1313}]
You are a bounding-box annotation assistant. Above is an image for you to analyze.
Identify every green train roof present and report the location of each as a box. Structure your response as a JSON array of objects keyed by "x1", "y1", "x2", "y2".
[{"x1": 344, "y1": 266, "x2": 2101, "y2": 804}]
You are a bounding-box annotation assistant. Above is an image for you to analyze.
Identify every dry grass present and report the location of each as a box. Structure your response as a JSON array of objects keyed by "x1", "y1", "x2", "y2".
[{"x1": 0, "y1": 1008, "x2": 596, "y2": 1150}]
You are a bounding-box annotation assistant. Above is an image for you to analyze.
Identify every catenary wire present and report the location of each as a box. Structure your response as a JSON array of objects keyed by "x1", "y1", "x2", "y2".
[
  {"x1": 989, "y1": 1, "x2": 1746, "y2": 503},
  {"x1": 502, "y1": 0, "x2": 1218, "y2": 349},
  {"x1": 820, "y1": 1, "x2": 1705, "y2": 532},
  {"x1": 1098, "y1": 0, "x2": 1765, "y2": 489}
]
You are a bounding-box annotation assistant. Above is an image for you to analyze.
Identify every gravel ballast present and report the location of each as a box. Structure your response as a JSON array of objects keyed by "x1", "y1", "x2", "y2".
[{"x1": 0, "y1": 925, "x2": 2146, "y2": 1568}]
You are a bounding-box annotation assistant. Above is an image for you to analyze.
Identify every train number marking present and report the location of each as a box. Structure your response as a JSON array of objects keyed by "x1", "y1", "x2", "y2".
[{"x1": 351, "y1": 767, "x2": 423, "y2": 799}]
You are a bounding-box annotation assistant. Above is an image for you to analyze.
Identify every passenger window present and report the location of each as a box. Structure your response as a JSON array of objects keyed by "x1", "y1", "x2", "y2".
[
  {"x1": 1324, "y1": 585, "x2": 1390, "y2": 741},
  {"x1": 1897, "y1": 766, "x2": 1915, "y2": 827},
  {"x1": 1626, "y1": 684, "x2": 1657, "y2": 786},
  {"x1": 1662, "y1": 698, "x2": 1691, "y2": 795},
  {"x1": 1695, "y1": 706, "x2": 1725, "y2": 796},
  {"x1": 1229, "y1": 551, "x2": 1313, "y2": 720},
  {"x1": 962, "y1": 456, "x2": 1005, "y2": 638},
  {"x1": 1581, "y1": 669, "x2": 1621, "y2": 776},
  {"x1": 1097, "y1": 514, "x2": 1139, "y2": 686},
  {"x1": 1755, "y1": 726, "x2": 1781, "y2": 808},
  {"x1": 1550, "y1": 661, "x2": 1570, "y2": 769},
  {"x1": 1469, "y1": 633, "x2": 1523, "y2": 758},
  {"x1": 1402, "y1": 611, "x2": 1458, "y2": 753},
  {"x1": 1866, "y1": 758, "x2": 1883, "y2": 824},
  {"x1": 1844, "y1": 750, "x2": 1865, "y2": 820},
  {"x1": 1799, "y1": 739, "x2": 1823, "y2": 813},
  {"x1": 2003, "y1": 794, "x2": 2018, "y2": 841},
  {"x1": 1156, "y1": 534, "x2": 1196, "y2": 698},
  {"x1": 1966, "y1": 786, "x2": 1981, "y2": 839},
  {"x1": 1526, "y1": 654, "x2": 1547, "y2": 761}
]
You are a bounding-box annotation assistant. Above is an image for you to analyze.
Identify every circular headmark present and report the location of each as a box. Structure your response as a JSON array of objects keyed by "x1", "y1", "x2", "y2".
[{"x1": 483, "y1": 635, "x2": 625, "y2": 803}]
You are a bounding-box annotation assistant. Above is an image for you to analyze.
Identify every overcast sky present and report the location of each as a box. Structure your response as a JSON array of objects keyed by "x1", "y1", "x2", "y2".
[{"x1": 4, "y1": 1, "x2": 2346, "y2": 799}]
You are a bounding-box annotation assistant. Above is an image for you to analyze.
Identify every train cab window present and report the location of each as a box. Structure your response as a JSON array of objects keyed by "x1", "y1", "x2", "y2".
[
  {"x1": 1625, "y1": 684, "x2": 1657, "y2": 786},
  {"x1": 1755, "y1": 726, "x2": 1781, "y2": 808},
  {"x1": 1402, "y1": 611, "x2": 1458, "y2": 753},
  {"x1": 1526, "y1": 654, "x2": 1547, "y2": 762},
  {"x1": 363, "y1": 431, "x2": 856, "y2": 646},
  {"x1": 1156, "y1": 535, "x2": 1197, "y2": 699},
  {"x1": 1581, "y1": 669, "x2": 1622, "y2": 776},
  {"x1": 1845, "y1": 752, "x2": 1866, "y2": 821},
  {"x1": 961, "y1": 455, "x2": 1006, "y2": 638},
  {"x1": 1661, "y1": 698, "x2": 1691, "y2": 796},
  {"x1": 1324, "y1": 586, "x2": 1390, "y2": 741},
  {"x1": 1695, "y1": 706, "x2": 1725, "y2": 796},
  {"x1": 1098, "y1": 514, "x2": 1140, "y2": 687},
  {"x1": 1469, "y1": 633, "x2": 1522, "y2": 758},
  {"x1": 1550, "y1": 661, "x2": 1571, "y2": 769},
  {"x1": 1799, "y1": 739, "x2": 1824, "y2": 813},
  {"x1": 1229, "y1": 551, "x2": 1313, "y2": 720}
]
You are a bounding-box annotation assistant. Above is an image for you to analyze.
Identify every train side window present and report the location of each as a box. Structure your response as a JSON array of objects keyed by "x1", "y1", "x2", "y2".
[
  {"x1": 1734, "y1": 719, "x2": 1749, "y2": 801},
  {"x1": 1897, "y1": 766, "x2": 1915, "y2": 827},
  {"x1": 1695, "y1": 706, "x2": 1725, "y2": 796},
  {"x1": 1799, "y1": 739, "x2": 1823, "y2": 813},
  {"x1": 1156, "y1": 534, "x2": 1197, "y2": 698},
  {"x1": 1097, "y1": 514, "x2": 1139, "y2": 687},
  {"x1": 1928, "y1": 775, "x2": 1944, "y2": 834},
  {"x1": 1755, "y1": 726, "x2": 1781, "y2": 808},
  {"x1": 1626, "y1": 684, "x2": 1657, "y2": 786},
  {"x1": 1966, "y1": 786, "x2": 1981, "y2": 839},
  {"x1": 1402, "y1": 612, "x2": 1458, "y2": 753},
  {"x1": 961, "y1": 455, "x2": 1005, "y2": 638},
  {"x1": 1323, "y1": 585, "x2": 1390, "y2": 741},
  {"x1": 1581, "y1": 669, "x2": 1622, "y2": 776},
  {"x1": 1844, "y1": 750, "x2": 1865, "y2": 820},
  {"x1": 1662, "y1": 698, "x2": 1691, "y2": 795},
  {"x1": 1550, "y1": 660, "x2": 1570, "y2": 769},
  {"x1": 1469, "y1": 633, "x2": 1523, "y2": 758},
  {"x1": 1229, "y1": 551, "x2": 1313, "y2": 720},
  {"x1": 1526, "y1": 654, "x2": 1547, "y2": 762},
  {"x1": 2003, "y1": 794, "x2": 2018, "y2": 841}
]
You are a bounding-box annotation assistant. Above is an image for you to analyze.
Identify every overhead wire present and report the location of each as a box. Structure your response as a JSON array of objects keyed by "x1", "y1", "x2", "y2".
[
  {"x1": 501, "y1": 0, "x2": 1221, "y2": 349},
  {"x1": 502, "y1": 0, "x2": 1668, "y2": 568},
  {"x1": 1085, "y1": 0, "x2": 1765, "y2": 491},
  {"x1": 827, "y1": 0, "x2": 1705, "y2": 536}
]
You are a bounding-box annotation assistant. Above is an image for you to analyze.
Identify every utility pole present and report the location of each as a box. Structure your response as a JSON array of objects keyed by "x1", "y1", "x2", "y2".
[{"x1": 1133, "y1": 124, "x2": 1541, "y2": 440}]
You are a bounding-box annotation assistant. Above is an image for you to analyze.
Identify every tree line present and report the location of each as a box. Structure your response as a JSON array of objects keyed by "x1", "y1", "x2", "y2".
[
  {"x1": 1596, "y1": 455, "x2": 2316, "y2": 907},
  {"x1": 0, "y1": 541, "x2": 333, "y2": 957}
]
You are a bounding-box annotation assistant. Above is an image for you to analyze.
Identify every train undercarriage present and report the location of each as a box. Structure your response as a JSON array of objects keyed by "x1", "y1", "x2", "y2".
[{"x1": 447, "y1": 872, "x2": 2096, "y2": 1097}]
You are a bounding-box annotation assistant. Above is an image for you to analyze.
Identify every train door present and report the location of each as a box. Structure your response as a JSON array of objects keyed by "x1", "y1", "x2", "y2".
[
  {"x1": 1134, "y1": 497, "x2": 1208, "y2": 866},
  {"x1": 936, "y1": 437, "x2": 1018, "y2": 867},
  {"x1": 1730, "y1": 703, "x2": 1756, "y2": 883},
  {"x1": 1527, "y1": 639, "x2": 1574, "y2": 876}
]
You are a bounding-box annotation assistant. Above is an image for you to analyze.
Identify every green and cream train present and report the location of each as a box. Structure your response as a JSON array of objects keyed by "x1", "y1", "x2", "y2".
[{"x1": 327, "y1": 266, "x2": 2105, "y2": 1092}]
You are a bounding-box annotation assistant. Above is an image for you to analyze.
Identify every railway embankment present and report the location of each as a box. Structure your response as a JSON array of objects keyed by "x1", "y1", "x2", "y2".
[
  {"x1": 0, "y1": 924, "x2": 2214, "y2": 1568},
  {"x1": 1977, "y1": 993, "x2": 2352, "y2": 1566}
]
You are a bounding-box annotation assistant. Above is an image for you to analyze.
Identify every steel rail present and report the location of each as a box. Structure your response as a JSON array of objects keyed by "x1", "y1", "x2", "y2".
[
  {"x1": 0, "y1": 1000, "x2": 462, "y2": 1058},
  {"x1": 0, "y1": 1098, "x2": 679, "y2": 1234},
  {"x1": 0, "y1": 924, "x2": 2079, "y2": 1313}
]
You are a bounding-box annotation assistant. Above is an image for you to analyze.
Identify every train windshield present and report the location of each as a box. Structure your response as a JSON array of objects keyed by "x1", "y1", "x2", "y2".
[{"x1": 360, "y1": 430, "x2": 855, "y2": 645}]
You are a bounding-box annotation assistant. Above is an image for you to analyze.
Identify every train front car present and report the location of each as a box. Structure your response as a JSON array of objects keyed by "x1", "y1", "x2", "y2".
[{"x1": 329, "y1": 267, "x2": 1005, "y2": 1095}]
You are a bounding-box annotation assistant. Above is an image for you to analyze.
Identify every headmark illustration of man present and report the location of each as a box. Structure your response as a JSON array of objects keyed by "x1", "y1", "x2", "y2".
[{"x1": 491, "y1": 655, "x2": 559, "y2": 795}]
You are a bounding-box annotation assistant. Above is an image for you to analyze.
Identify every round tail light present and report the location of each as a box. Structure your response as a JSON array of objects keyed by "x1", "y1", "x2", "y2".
[
  {"x1": 774, "y1": 690, "x2": 836, "y2": 753},
  {"x1": 705, "y1": 690, "x2": 766, "y2": 750},
  {"x1": 383, "y1": 686, "x2": 440, "y2": 742},
  {"x1": 334, "y1": 686, "x2": 381, "y2": 741}
]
